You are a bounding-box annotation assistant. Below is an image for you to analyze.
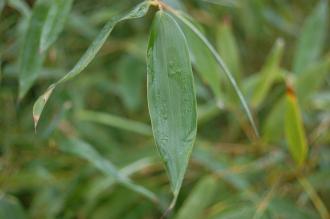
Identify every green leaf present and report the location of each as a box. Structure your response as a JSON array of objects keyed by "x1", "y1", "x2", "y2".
[
  {"x1": 174, "y1": 176, "x2": 217, "y2": 219},
  {"x1": 296, "y1": 55, "x2": 330, "y2": 106},
  {"x1": 32, "y1": 1, "x2": 151, "y2": 129},
  {"x1": 0, "y1": 195, "x2": 26, "y2": 219},
  {"x1": 76, "y1": 110, "x2": 152, "y2": 136},
  {"x1": 251, "y1": 38, "x2": 284, "y2": 108},
  {"x1": 0, "y1": 0, "x2": 4, "y2": 15},
  {"x1": 178, "y1": 16, "x2": 223, "y2": 103},
  {"x1": 292, "y1": 0, "x2": 328, "y2": 74},
  {"x1": 172, "y1": 11, "x2": 259, "y2": 138},
  {"x1": 262, "y1": 97, "x2": 285, "y2": 143},
  {"x1": 40, "y1": 0, "x2": 73, "y2": 52},
  {"x1": 18, "y1": 0, "x2": 49, "y2": 99},
  {"x1": 7, "y1": 0, "x2": 31, "y2": 17},
  {"x1": 217, "y1": 18, "x2": 242, "y2": 81},
  {"x1": 147, "y1": 11, "x2": 197, "y2": 196},
  {"x1": 285, "y1": 86, "x2": 308, "y2": 166},
  {"x1": 60, "y1": 137, "x2": 158, "y2": 203}
]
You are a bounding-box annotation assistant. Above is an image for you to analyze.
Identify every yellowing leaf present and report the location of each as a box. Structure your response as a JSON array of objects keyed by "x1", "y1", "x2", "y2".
[{"x1": 285, "y1": 85, "x2": 308, "y2": 166}]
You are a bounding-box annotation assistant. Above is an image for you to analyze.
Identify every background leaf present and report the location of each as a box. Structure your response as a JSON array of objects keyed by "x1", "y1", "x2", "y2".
[
  {"x1": 18, "y1": 0, "x2": 48, "y2": 99},
  {"x1": 292, "y1": 0, "x2": 328, "y2": 74},
  {"x1": 40, "y1": 0, "x2": 74, "y2": 52}
]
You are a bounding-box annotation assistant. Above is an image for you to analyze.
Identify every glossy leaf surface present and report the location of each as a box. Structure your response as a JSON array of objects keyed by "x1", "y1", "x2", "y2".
[{"x1": 147, "y1": 11, "x2": 197, "y2": 195}]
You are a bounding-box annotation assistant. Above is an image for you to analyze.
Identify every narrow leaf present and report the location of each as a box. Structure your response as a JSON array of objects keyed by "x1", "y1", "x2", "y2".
[
  {"x1": 174, "y1": 176, "x2": 217, "y2": 219},
  {"x1": 147, "y1": 11, "x2": 197, "y2": 196},
  {"x1": 292, "y1": 0, "x2": 328, "y2": 74},
  {"x1": 296, "y1": 55, "x2": 330, "y2": 105},
  {"x1": 217, "y1": 17, "x2": 242, "y2": 81},
  {"x1": 251, "y1": 38, "x2": 284, "y2": 108},
  {"x1": 33, "y1": 1, "x2": 150, "y2": 129},
  {"x1": 285, "y1": 85, "x2": 308, "y2": 166},
  {"x1": 40, "y1": 0, "x2": 74, "y2": 52},
  {"x1": 60, "y1": 137, "x2": 158, "y2": 203},
  {"x1": 7, "y1": 0, "x2": 31, "y2": 17},
  {"x1": 76, "y1": 110, "x2": 152, "y2": 136},
  {"x1": 173, "y1": 11, "x2": 259, "y2": 138},
  {"x1": 178, "y1": 16, "x2": 223, "y2": 103},
  {"x1": 18, "y1": 0, "x2": 48, "y2": 99}
]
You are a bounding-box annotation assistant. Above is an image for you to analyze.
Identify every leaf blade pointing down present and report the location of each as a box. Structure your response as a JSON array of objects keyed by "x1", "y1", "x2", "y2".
[
  {"x1": 147, "y1": 11, "x2": 197, "y2": 196},
  {"x1": 32, "y1": 1, "x2": 150, "y2": 129}
]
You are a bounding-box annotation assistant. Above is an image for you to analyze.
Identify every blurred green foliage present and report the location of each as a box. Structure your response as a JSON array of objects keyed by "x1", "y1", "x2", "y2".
[{"x1": 0, "y1": 0, "x2": 329, "y2": 218}]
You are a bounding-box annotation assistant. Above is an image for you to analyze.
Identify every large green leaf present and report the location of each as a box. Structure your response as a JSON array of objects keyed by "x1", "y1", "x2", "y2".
[
  {"x1": 18, "y1": 0, "x2": 48, "y2": 99},
  {"x1": 292, "y1": 0, "x2": 328, "y2": 74},
  {"x1": 285, "y1": 87, "x2": 308, "y2": 166},
  {"x1": 33, "y1": 1, "x2": 151, "y2": 129},
  {"x1": 60, "y1": 137, "x2": 158, "y2": 203},
  {"x1": 40, "y1": 0, "x2": 73, "y2": 52},
  {"x1": 147, "y1": 11, "x2": 197, "y2": 196},
  {"x1": 174, "y1": 176, "x2": 217, "y2": 219}
]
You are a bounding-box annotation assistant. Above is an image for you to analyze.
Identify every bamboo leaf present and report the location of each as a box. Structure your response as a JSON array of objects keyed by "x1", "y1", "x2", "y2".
[
  {"x1": 292, "y1": 0, "x2": 328, "y2": 74},
  {"x1": 76, "y1": 110, "x2": 152, "y2": 136},
  {"x1": 18, "y1": 0, "x2": 49, "y2": 99},
  {"x1": 60, "y1": 137, "x2": 158, "y2": 203},
  {"x1": 251, "y1": 38, "x2": 284, "y2": 108},
  {"x1": 172, "y1": 11, "x2": 259, "y2": 138},
  {"x1": 217, "y1": 17, "x2": 242, "y2": 81},
  {"x1": 178, "y1": 16, "x2": 223, "y2": 103},
  {"x1": 32, "y1": 1, "x2": 150, "y2": 129},
  {"x1": 285, "y1": 85, "x2": 308, "y2": 166},
  {"x1": 174, "y1": 176, "x2": 217, "y2": 219},
  {"x1": 297, "y1": 55, "x2": 330, "y2": 105},
  {"x1": 40, "y1": 0, "x2": 74, "y2": 52},
  {"x1": 147, "y1": 11, "x2": 197, "y2": 196}
]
